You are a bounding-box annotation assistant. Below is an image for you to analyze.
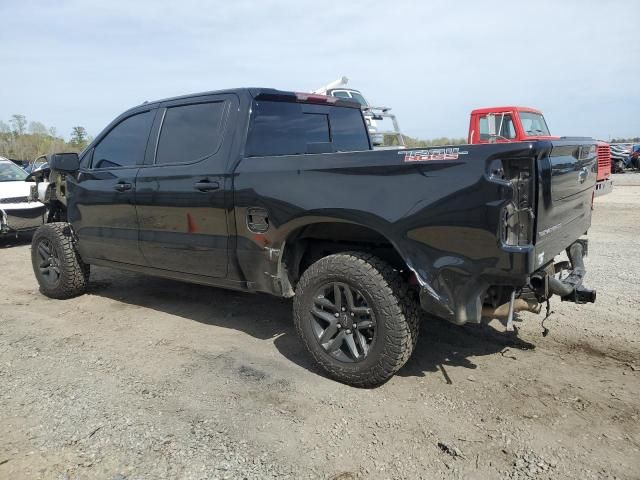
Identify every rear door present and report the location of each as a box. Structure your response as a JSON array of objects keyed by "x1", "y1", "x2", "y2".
[
  {"x1": 70, "y1": 109, "x2": 156, "y2": 265},
  {"x1": 534, "y1": 140, "x2": 597, "y2": 268},
  {"x1": 134, "y1": 94, "x2": 238, "y2": 278}
]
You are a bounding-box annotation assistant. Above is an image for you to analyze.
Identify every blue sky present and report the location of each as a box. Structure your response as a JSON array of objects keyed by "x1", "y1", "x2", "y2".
[{"x1": 1, "y1": 0, "x2": 638, "y2": 141}]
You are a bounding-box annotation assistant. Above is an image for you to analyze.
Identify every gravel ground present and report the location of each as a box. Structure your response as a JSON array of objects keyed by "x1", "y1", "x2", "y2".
[{"x1": 1, "y1": 177, "x2": 639, "y2": 480}]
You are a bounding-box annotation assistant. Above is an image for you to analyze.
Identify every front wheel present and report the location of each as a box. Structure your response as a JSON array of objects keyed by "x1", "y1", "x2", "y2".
[
  {"x1": 31, "y1": 222, "x2": 89, "y2": 299},
  {"x1": 293, "y1": 252, "x2": 419, "y2": 387}
]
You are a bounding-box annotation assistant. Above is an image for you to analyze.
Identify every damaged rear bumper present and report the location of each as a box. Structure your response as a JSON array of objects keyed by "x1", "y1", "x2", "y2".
[{"x1": 418, "y1": 239, "x2": 595, "y2": 325}]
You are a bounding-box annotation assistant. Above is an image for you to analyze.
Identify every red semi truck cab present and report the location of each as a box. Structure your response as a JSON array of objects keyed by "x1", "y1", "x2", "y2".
[{"x1": 468, "y1": 106, "x2": 612, "y2": 196}]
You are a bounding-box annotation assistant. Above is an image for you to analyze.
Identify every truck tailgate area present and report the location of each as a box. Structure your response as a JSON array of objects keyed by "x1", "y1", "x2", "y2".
[{"x1": 534, "y1": 140, "x2": 597, "y2": 269}]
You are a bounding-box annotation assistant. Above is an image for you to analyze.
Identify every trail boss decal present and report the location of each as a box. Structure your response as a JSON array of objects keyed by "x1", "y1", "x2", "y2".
[{"x1": 400, "y1": 148, "x2": 468, "y2": 162}]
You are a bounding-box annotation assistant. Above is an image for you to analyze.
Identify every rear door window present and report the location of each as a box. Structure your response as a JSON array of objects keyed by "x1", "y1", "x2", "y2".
[
  {"x1": 246, "y1": 101, "x2": 369, "y2": 157},
  {"x1": 246, "y1": 101, "x2": 324, "y2": 156},
  {"x1": 155, "y1": 101, "x2": 227, "y2": 164},
  {"x1": 92, "y1": 111, "x2": 154, "y2": 169}
]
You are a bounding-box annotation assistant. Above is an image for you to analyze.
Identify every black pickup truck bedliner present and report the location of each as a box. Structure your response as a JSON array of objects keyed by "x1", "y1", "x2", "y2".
[{"x1": 30, "y1": 88, "x2": 597, "y2": 386}]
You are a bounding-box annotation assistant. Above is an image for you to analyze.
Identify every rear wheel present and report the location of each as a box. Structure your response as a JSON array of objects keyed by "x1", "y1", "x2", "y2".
[
  {"x1": 31, "y1": 222, "x2": 89, "y2": 299},
  {"x1": 293, "y1": 252, "x2": 419, "y2": 387}
]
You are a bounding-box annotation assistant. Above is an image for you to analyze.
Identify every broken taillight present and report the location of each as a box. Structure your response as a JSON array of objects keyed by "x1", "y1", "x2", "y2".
[{"x1": 495, "y1": 158, "x2": 535, "y2": 246}]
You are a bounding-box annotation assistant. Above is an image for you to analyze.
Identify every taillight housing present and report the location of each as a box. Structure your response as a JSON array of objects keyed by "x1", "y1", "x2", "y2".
[{"x1": 491, "y1": 158, "x2": 535, "y2": 246}]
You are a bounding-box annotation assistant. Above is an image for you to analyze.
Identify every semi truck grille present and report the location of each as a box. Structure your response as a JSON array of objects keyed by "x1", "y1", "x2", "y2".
[{"x1": 597, "y1": 144, "x2": 611, "y2": 178}]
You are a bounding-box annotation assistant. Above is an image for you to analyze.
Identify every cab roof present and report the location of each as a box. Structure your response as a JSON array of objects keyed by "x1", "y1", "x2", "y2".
[
  {"x1": 470, "y1": 106, "x2": 544, "y2": 115},
  {"x1": 135, "y1": 88, "x2": 362, "y2": 111}
]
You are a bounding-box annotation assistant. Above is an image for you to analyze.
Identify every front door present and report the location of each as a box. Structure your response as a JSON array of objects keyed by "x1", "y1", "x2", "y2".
[
  {"x1": 135, "y1": 94, "x2": 237, "y2": 278},
  {"x1": 69, "y1": 109, "x2": 156, "y2": 265}
]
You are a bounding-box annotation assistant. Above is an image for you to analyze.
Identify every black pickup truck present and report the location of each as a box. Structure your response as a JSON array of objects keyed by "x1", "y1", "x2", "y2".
[{"x1": 30, "y1": 88, "x2": 597, "y2": 386}]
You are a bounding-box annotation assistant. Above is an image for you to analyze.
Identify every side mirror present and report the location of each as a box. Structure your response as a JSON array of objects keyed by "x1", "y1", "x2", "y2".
[{"x1": 50, "y1": 152, "x2": 80, "y2": 173}]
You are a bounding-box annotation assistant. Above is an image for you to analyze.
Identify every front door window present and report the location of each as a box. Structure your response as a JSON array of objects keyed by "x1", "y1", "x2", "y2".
[{"x1": 479, "y1": 114, "x2": 516, "y2": 141}]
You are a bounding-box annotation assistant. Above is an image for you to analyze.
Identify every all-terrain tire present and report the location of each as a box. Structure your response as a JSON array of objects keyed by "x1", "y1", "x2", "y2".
[
  {"x1": 293, "y1": 252, "x2": 420, "y2": 387},
  {"x1": 31, "y1": 222, "x2": 89, "y2": 299}
]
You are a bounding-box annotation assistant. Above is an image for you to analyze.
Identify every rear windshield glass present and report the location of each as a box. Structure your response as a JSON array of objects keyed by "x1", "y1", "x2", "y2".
[{"x1": 246, "y1": 101, "x2": 370, "y2": 157}]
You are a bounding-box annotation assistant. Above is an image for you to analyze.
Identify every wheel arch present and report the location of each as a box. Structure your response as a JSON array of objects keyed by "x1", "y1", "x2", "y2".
[{"x1": 279, "y1": 219, "x2": 413, "y2": 291}]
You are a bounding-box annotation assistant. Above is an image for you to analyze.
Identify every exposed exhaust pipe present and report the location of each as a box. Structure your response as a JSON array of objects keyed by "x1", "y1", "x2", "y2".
[
  {"x1": 482, "y1": 298, "x2": 541, "y2": 318},
  {"x1": 531, "y1": 241, "x2": 596, "y2": 304},
  {"x1": 548, "y1": 276, "x2": 574, "y2": 297},
  {"x1": 530, "y1": 273, "x2": 545, "y2": 292}
]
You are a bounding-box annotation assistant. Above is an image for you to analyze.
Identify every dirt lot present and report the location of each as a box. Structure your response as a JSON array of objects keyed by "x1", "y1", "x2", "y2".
[{"x1": 1, "y1": 175, "x2": 639, "y2": 480}]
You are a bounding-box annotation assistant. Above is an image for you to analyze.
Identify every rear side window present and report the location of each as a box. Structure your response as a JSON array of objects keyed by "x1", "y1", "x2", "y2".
[
  {"x1": 92, "y1": 111, "x2": 154, "y2": 169},
  {"x1": 156, "y1": 102, "x2": 226, "y2": 164},
  {"x1": 246, "y1": 101, "x2": 369, "y2": 157}
]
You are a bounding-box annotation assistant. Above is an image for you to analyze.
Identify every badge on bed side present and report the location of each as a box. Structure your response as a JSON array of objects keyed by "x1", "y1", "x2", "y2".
[{"x1": 400, "y1": 147, "x2": 468, "y2": 162}]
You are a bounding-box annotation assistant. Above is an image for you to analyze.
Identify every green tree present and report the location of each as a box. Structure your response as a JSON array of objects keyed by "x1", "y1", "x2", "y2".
[
  {"x1": 610, "y1": 137, "x2": 639, "y2": 143},
  {"x1": 69, "y1": 126, "x2": 88, "y2": 149},
  {"x1": 29, "y1": 121, "x2": 48, "y2": 135},
  {"x1": 0, "y1": 115, "x2": 71, "y2": 160},
  {"x1": 10, "y1": 114, "x2": 27, "y2": 136},
  {"x1": 387, "y1": 135, "x2": 467, "y2": 148}
]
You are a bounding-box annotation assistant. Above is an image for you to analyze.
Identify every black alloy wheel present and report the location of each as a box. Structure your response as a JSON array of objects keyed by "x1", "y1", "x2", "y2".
[
  {"x1": 309, "y1": 281, "x2": 376, "y2": 363},
  {"x1": 35, "y1": 238, "x2": 61, "y2": 286},
  {"x1": 293, "y1": 252, "x2": 420, "y2": 387}
]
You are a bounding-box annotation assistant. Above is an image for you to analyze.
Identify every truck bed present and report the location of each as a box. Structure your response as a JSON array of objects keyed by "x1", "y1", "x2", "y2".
[{"x1": 233, "y1": 139, "x2": 597, "y2": 324}]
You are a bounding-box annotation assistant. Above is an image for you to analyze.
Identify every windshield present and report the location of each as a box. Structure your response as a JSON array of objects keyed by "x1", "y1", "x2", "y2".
[
  {"x1": 348, "y1": 91, "x2": 369, "y2": 107},
  {"x1": 330, "y1": 89, "x2": 369, "y2": 107},
  {"x1": 519, "y1": 112, "x2": 550, "y2": 136},
  {"x1": 0, "y1": 162, "x2": 28, "y2": 182}
]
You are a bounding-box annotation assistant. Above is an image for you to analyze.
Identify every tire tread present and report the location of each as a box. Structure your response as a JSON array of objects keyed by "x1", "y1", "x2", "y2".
[
  {"x1": 293, "y1": 251, "x2": 420, "y2": 387},
  {"x1": 31, "y1": 222, "x2": 89, "y2": 299}
]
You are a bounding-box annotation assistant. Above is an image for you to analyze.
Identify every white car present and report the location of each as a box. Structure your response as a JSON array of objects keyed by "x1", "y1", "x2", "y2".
[{"x1": 0, "y1": 157, "x2": 46, "y2": 236}]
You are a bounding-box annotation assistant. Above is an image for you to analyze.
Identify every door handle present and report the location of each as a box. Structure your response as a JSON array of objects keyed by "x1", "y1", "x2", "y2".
[
  {"x1": 114, "y1": 182, "x2": 132, "y2": 192},
  {"x1": 194, "y1": 180, "x2": 220, "y2": 192}
]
